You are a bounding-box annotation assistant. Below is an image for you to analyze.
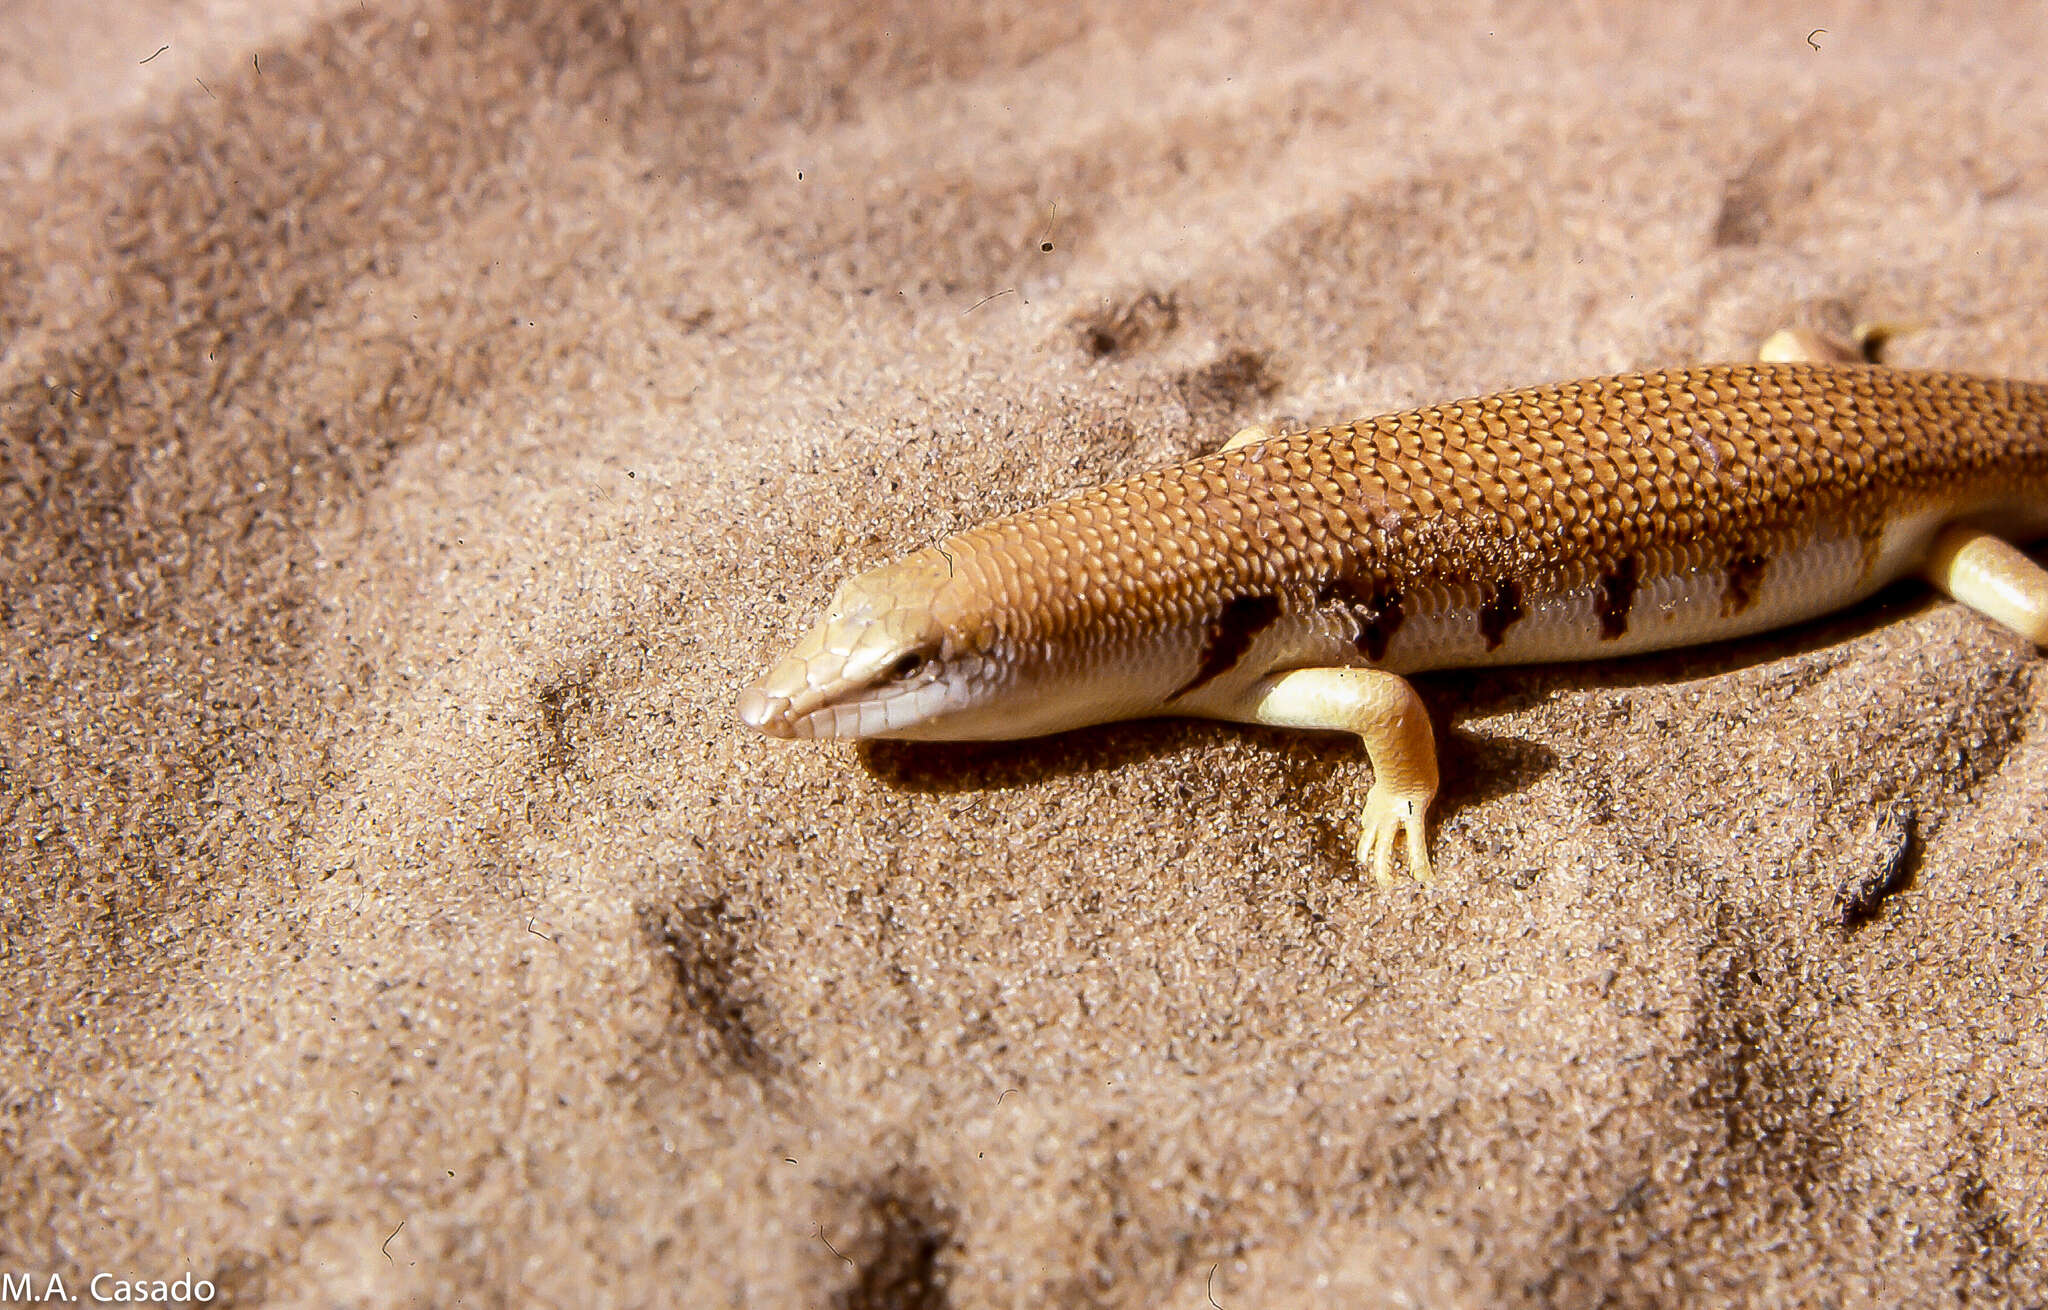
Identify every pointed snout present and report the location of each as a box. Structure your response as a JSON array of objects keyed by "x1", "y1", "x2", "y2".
[
  {"x1": 737, "y1": 644, "x2": 834, "y2": 739},
  {"x1": 737, "y1": 607, "x2": 889, "y2": 741},
  {"x1": 736, "y1": 681, "x2": 795, "y2": 737},
  {"x1": 740, "y1": 555, "x2": 958, "y2": 741}
]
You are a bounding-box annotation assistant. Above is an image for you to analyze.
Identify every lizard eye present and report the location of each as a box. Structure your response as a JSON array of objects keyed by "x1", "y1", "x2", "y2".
[{"x1": 889, "y1": 652, "x2": 929, "y2": 680}]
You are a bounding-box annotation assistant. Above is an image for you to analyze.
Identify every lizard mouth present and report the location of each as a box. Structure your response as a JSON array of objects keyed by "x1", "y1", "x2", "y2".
[
  {"x1": 736, "y1": 680, "x2": 849, "y2": 739},
  {"x1": 738, "y1": 643, "x2": 951, "y2": 740},
  {"x1": 738, "y1": 675, "x2": 939, "y2": 740},
  {"x1": 736, "y1": 682, "x2": 801, "y2": 737},
  {"x1": 736, "y1": 656, "x2": 851, "y2": 739},
  {"x1": 740, "y1": 554, "x2": 961, "y2": 741}
]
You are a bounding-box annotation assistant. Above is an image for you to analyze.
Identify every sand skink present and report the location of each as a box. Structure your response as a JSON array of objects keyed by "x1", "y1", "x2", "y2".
[{"x1": 739, "y1": 334, "x2": 2048, "y2": 883}]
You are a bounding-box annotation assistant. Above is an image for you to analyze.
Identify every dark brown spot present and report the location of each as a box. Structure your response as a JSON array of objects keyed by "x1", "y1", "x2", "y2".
[
  {"x1": 1596, "y1": 555, "x2": 1639, "y2": 640},
  {"x1": 1174, "y1": 348, "x2": 1281, "y2": 419},
  {"x1": 1478, "y1": 579, "x2": 1524, "y2": 651},
  {"x1": 535, "y1": 661, "x2": 602, "y2": 776},
  {"x1": 638, "y1": 899, "x2": 781, "y2": 1089},
  {"x1": 1073, "y1": 289, "x2": 1180, "y2": 359},
  {"x1": 1834, "y1": 802, "x2": 1916, "y2": 930},
  {"x1": 1724, "y1": 553, "x2": 1768, "y2": 615},
  {"x1": 1171, "y1": 592, "x2": 1282, "y2": 700},
  {"x1": 1317, "y1": 575, "x2": 1406, "y2": 663},
  {"x1": 833, "y1": 1174, "x2": 955, "y2": 1310}
]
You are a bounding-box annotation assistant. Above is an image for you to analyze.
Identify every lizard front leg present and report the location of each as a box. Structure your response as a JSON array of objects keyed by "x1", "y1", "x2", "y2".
[{"x1": 1216, "y1": 667, "x2": 1440, "y2": 884}]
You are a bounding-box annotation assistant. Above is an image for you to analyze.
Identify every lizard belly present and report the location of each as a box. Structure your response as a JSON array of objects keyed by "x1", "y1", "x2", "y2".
[
  {"x1": 1152, "y1": 494, "x2": 2048, "y2": 718},
  {"x1": 1190, "y1": 507, "x2": 1958, "y2": 692},
  {"x1": 1385, "y1": 511, "x2": 1948, "y2": 672}
]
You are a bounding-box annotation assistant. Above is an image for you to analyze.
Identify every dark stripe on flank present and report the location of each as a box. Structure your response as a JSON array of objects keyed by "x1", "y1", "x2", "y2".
[
  {"x1": 1171, "y1": 593, "x2": 1283, "y2": 700},
  {"x1": 1596, "y1": 555, "x2": 1639, "y2": 640},
  {"x1": 1478, "y1": 579, "x2": 1524, "y2": 651},
  {"x1": 1724, "y1": 553, "x2": 1768, "y2": 616},
  {"x1": 1316, "y1": 575, "x2": 1406, "y2": 663},
  {"x1": 1357, "y1": 591, "x2": 1405, "y2": 663}
]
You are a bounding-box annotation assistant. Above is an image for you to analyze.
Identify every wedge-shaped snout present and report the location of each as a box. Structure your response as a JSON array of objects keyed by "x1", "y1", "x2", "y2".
[{"x1": 739, "y1": 578, "x2": 950, "y2": 740}]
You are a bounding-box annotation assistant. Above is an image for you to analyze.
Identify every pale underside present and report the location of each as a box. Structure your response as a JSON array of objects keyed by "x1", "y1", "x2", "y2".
[{"x1": 1172, "y1": 502, "x2": 2046, "y2": 720}]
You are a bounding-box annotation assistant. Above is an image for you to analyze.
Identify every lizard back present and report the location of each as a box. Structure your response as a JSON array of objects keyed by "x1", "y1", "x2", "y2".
[{"x1": 935, "y1": 362, "x2": 2048, "y2": 680}]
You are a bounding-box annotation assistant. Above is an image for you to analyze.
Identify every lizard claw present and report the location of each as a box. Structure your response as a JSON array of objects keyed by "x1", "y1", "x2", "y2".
[{"x1": 1357, "y1": 784, "x2": 1434, "y2": 886}]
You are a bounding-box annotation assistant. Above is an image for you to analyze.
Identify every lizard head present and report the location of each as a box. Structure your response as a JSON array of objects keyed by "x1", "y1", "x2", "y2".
[{"x1": 738, "y1": 547, "x2": 1006, "y2": 741}]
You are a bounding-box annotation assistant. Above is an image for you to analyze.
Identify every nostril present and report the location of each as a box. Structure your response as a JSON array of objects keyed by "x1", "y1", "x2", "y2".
[{"x1": 737, "y1": 685, "x2": 788, "y2": 733}]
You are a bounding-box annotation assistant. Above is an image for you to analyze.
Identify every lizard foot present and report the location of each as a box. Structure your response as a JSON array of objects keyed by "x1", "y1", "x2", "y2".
[{"x1": 1357, "y1": 782, "x2": 1434, "y2": 887}]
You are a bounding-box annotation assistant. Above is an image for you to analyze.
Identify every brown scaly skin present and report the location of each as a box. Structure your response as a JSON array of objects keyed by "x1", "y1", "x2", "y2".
[{"x1": 741, "y1": 357, "x2": 2048, "y2": 884}]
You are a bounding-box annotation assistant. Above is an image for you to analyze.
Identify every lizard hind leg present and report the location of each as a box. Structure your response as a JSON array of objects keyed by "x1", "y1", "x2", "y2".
[
  {"x1": 1219, "y1": 666, "x2": 1440, "y2": 885},
  {"x1": 1757, "y1": 320, "x2": 1911, "y2": 365},
  {"x1": 1925, "y1": 525, "x2": 2048, "y2": 647}
]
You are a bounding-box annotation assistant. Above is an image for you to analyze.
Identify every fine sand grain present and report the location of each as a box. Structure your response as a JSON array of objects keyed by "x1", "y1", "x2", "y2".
[{"x1": 4, "y1": 3, "x2": 2046, "y2": 1305}]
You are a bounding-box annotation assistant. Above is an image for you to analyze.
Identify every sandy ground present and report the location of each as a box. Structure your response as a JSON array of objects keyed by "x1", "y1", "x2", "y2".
[{"x1": 4, "y1": 2, "x2": 2046, "y2": 1305}]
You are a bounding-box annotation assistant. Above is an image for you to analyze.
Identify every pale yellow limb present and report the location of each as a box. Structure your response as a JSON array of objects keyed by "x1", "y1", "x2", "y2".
[
  {"x1": 1757, "y1": 328, "x2": 1866, "y2": 365},
  {"x1": 1925, "y1": 525, "x2": 2048, "y2": 646},
  {"x1": 1221, "y1": 667, "x2": 1439, "y2": 885},
  {"x1": 1222, "y1": 424, "x2": 1273, "y2": 452},
  {"x1": 1757, "y1": 321, "x2": 1915, "y2": 365}
]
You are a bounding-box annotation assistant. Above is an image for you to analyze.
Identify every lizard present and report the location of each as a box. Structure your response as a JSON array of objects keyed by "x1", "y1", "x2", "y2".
[{"x1": 737, "y1": 331, "x2": 2048, "y2": 884}]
